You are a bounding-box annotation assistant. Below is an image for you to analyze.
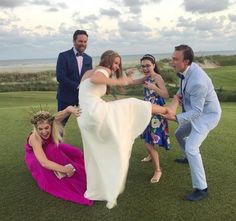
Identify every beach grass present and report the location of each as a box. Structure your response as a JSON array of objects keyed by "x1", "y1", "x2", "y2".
[
  {"x1": 1, "y1": 62, "x2": 236, "y2": 101},
  {"x1": 0, "y1": 91, "x2": 235, "y2": 221}
]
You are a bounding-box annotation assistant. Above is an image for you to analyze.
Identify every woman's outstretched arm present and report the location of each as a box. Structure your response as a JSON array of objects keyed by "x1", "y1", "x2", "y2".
[
  {"x1": 161, "y1": 95, "x2": 180, "y2": 120},
  {"x1": 152, "y1": 95, "x2": 179, "y2": 115},
  {"x1": 54, "y1": 106, "x2": 81, "y2": 123},
  {"x1": 90, "y1": 72, "x2": 133, "y2": 86}
]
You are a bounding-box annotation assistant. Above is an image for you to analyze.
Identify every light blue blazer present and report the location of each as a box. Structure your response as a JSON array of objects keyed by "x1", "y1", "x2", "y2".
[{"x1": 176, "y1": 62, "x2": 222, "y2": 134}]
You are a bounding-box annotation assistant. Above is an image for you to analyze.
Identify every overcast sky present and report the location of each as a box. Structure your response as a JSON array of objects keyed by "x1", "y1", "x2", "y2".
[{"x1": 1, "y1": 0, "x2": 236, "y2": 60}]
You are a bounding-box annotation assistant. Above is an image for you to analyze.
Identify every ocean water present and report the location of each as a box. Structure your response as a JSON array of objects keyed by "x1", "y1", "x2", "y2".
[{"x1": 0, "y1": 50, "x2": 235, "y2": 73}]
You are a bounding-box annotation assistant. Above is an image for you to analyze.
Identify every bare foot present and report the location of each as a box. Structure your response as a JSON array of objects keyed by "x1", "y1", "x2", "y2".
[
  {"x1": 150, "y1": 170, "x2": 162, "y2": 183},
  {"x1": 141, "y1": 154, "x2": 152, "y2": 162}
]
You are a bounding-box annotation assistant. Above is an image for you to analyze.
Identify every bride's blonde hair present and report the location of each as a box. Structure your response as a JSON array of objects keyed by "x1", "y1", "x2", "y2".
[
  {"x1": 99, "y1": 50, "x2": 124, "y2": 95},
  {"x1": 99, "y1": 50, "x2": 123, "y2": 79},
  {"x1": 30, "y1": 111, "x2": 63, "y2": 145}
]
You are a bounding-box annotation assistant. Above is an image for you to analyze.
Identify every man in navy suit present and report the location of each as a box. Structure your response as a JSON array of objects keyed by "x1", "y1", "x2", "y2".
[
  {"x1": 165, "y1": 45, "x2": 221, "y2": 201},
  {"x1": 56, "y1": 30, "x2": 92, "y2": 126}
]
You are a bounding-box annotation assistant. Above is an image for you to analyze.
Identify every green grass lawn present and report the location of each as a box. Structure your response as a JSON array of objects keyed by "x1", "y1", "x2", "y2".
[
  {"x1": 0, "y1": 92, "x2": 235, "y2": 221},
  {"x1": 205, "y1": 65, "x2": 236, "y2": 91}
]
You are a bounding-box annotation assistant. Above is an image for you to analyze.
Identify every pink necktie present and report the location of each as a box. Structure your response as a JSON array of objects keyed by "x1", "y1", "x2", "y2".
[{"x1": 77, "y1": 56, "x2": 83, "y2": 75}]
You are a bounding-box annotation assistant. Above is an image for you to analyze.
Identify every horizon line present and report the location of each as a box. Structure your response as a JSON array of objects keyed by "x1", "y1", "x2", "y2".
[{"x1": 1, "y1": 49, "x2": 236, "y2": 62}]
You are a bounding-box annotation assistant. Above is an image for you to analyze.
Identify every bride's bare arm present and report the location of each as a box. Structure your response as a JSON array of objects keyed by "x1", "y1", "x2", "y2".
[
  {"x1": 152, "y1": 95, "x2": 179, "y2": 116},
  {"x1": 162, "y1": 96, "x2": 180, "y2": 121},
  {"x1": 131, "y1": 77, "x2": 146, "y2": 85},
  {"x1": 90, "y1": 72, "x2": 133, "y2": 86},
  {"x1": 125, "y1": 68, "x2": 145, "y2": 85}
]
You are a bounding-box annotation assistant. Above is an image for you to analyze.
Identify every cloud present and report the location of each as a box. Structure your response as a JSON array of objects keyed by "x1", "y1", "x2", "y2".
[
  {"x1": 0, "y1": 12, "x2": 20, "y2": 25},
  {"x1": 159, "y1": 28, "x2": 183, "y2": 39},
  {"x1": 123, "y1": 0, "x2": 162, "y2": 5},
  {"x1": 73, "y1": 13, "x2": 99, "y2": 23},
  {"x1": 71, "y1": 13, "x2": 100, "y2": 33},
  {"x1": 0, "y1": 23, "x2": 75, "y2": 59},
  {"x1": 119, "y1": 19, "x2": 151, "y2": 32},
  {"x1": 0, "y1": 0, "x2": 235, "y2": 60},
  {"x1": 30, "y1": 0, "x2": 51, "y2": 6},
  {"x1": 0, "y1": 0, "x2": 26, "y2": 8},
  {"x1": 0, "y1": 0, "x2": 67, "y2": 10},
  {"x1": 100, "y1": 8, "x2": 121, "y2": 17},
  {"x1": 31, "y1": 0, "x2": 67, "y2": 11},
  {"x1": 31, "y1": 0, "x2": 67, "y2": 8},
  {"x1": 47, "y1": 7, "x2": 58, "y2": 12},
  {"x1": 177, "y1": 16, "x2": 194, "y2": 27},
  {"x1": 125, "y1": 2, "x2": 142, "y2": 14},
  {"x1": 194, "y1": 17, "x2": 222, "y2": 30},
  {"x1": 119, "y1": 0, "x2": 162, "y2": 14},
  {"x1": 177, "y1": 16, "x2": 224, "y2": 31},
  {"x1": 73, "y1": 13, "x2": 99, "y2": 29},
  {"x1": 229, "y1": 14, "x2": 236, "y2": 22},
  {"x1": 183, "y1": 0, "x2": 230, "y2": 13}
]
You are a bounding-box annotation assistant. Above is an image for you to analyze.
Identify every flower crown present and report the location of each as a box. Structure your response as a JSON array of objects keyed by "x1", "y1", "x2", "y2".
[{"x1": 30, "y1": 107, "x2": 55, "y2": 125}]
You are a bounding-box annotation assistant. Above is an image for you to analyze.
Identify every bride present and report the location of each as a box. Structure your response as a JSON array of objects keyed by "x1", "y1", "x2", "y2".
[{"x1": 77, "y1": 50, "x2": 178, "y2": 209}]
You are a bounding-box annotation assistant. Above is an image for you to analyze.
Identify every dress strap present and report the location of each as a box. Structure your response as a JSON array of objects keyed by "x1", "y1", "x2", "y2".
[{"x1": 95, "y1": 68, "x2": 109, "y2": 78}]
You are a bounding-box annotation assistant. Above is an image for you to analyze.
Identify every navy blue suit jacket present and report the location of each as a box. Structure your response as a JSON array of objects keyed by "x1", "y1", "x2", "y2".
[{"x1": 56, "y1": 48, "x2": 92, "y2": 104}]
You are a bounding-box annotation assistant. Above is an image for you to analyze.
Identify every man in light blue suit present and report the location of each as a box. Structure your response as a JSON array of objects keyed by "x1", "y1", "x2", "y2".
[
  {"x1": 165, "y1": 45, "x2": 221, "y2": 201},
  {"x1": 56, "y1": 30, "x2": 92, "y2": 126}
]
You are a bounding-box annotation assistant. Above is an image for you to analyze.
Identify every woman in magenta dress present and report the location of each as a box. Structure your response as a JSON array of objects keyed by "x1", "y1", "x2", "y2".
[{"x1": 25, "y1": 106, "x2": 93, "y2": 206}]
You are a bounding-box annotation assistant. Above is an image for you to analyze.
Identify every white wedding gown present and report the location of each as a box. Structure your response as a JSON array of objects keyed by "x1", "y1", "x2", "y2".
[{"x1": 77, "y1": 68, "x2": 152, "y2": 209}]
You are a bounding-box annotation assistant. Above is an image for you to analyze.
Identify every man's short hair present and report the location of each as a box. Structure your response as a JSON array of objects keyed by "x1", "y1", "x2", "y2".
[
  {"x1": 73, "y1": 30, "x2": 88, "y2": 41},
  {"x1": 175, "y1": 44, "x2": 194, "y2": 65}
]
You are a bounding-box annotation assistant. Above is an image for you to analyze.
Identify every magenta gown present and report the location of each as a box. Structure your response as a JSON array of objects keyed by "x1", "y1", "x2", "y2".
[{"x1": 25, "y1": 135, "x2": 93, "y2": 206}]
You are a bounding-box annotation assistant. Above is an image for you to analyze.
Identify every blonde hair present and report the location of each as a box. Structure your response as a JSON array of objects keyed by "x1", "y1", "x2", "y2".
[
  {"x1": 30, "y1": 111, "x2": 63, "y2": 145},
  {"x1": 99, "y1": 50, "x2": 124, "y2": 95},
  {"x1": 99, "y1": 50, "x2": 123, "y2": 79}
]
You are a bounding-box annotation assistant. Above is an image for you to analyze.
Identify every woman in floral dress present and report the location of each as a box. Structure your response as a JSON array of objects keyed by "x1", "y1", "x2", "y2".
[{"x1": 132, "y1": 54, "x2": 170, "y2": 183}]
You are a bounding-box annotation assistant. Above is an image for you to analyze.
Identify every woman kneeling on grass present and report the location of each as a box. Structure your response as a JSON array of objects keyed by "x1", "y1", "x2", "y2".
[{"x1": 24, "y1": 106, "x2": 93, "y2": 206}]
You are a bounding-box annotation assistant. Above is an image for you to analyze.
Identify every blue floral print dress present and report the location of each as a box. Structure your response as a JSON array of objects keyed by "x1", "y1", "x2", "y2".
[{"x1": 141, "y1": 76, "x2": 170, "y2": 150}]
